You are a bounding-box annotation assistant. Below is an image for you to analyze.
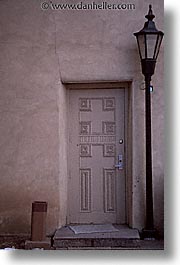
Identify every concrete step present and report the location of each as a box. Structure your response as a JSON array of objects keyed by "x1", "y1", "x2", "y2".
[{"x1": 53, "y1": 224, "x2": 141, "y2": 249}]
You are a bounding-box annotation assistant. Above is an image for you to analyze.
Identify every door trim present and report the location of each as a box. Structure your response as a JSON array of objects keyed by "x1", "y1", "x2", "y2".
[
  {"x1": 65, "y1": 81, "x2": 131, "y2": 89},
  {"x1": 65, "y1": 81, "x2": 132, "y2": 225}
]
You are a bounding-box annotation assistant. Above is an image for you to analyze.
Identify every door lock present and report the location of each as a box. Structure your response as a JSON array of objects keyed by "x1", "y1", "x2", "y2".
[{"x1": 115, "y1": 154, "x2": 123, "y2": 170}]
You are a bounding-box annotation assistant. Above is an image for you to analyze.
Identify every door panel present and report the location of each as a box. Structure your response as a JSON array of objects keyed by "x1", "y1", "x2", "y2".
[{"x1": 68, "y1": 88, "x2": 125, "y2": 224}]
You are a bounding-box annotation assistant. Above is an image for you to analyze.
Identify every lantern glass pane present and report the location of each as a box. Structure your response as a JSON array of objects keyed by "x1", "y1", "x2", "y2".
[
  {"x1": 146, "y1": 34, "x2": 158, "y2": 59},
  {"x1": 137, "y1": 34, "x2": 146, "y2": 59},
  {"x1": 154, "y1": 34, "x2": 163, "y2": 59}
]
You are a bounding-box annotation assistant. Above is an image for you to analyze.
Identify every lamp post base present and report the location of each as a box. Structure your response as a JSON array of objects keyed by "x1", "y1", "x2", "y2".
[{"x1": 142, "y1": 229, "x2": 157, "y2": 240}]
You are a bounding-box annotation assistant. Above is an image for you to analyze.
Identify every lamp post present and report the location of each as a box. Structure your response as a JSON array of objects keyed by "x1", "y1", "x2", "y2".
[{"x1": 134, "y1": 5, "x2": 164, "y2": 239}]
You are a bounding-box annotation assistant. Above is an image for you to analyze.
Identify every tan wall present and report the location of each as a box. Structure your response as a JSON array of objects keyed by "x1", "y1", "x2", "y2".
[{"x1": 0, "y1": 0, "x2": 164, "y2": 235}]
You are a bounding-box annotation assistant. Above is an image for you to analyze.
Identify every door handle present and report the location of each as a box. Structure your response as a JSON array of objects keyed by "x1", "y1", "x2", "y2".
[{"x1": 115, "y1": 154, "x2": 123, "y2": 170}]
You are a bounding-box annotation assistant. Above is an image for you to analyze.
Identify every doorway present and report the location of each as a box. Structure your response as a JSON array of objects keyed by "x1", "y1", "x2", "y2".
[{"x1": 67, "y1": 86, "x2": 127, "y2": 224}]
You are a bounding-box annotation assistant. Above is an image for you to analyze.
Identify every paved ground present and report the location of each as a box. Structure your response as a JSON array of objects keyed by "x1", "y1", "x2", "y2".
[
  {"x1": 0, "y1": 225, "x2": 164, "y2": 250},
  {"x1": 0, "y1": 239, "x2": 164, "y2": 250},
  {"x1": 0, "y1": 234, "x2": 29, "y2": 249}
]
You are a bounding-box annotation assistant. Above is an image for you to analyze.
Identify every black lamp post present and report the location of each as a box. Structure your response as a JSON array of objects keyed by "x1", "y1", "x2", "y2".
[{"x1": 134, "y1": 5, "x2": 164, "y2": 239}]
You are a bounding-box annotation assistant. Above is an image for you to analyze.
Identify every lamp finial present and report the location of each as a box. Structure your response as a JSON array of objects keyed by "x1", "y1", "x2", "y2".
[{"x1": 145, "y1": 4, "x2": 155, "y2": 21}]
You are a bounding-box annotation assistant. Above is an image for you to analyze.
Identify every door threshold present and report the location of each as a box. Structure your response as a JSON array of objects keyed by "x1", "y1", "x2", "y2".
[{"x1": 53, "y1": 224, "x2": 140, "y2": 249}]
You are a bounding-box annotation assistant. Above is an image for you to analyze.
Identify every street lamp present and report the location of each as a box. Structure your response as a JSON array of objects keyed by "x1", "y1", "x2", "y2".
[{"x1": 134, "y1": 5, "x2": 164, "y2": 239}]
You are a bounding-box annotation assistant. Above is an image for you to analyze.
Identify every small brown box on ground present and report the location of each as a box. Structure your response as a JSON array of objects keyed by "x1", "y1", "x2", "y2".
[{"x1": 31, "y1": 201, "x2": 47, "y2": 241}]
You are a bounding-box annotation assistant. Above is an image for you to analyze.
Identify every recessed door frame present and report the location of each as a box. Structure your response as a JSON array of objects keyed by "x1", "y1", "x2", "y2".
[{"x1": 65, "y1": 81, "x2": 132, "y2": 225}]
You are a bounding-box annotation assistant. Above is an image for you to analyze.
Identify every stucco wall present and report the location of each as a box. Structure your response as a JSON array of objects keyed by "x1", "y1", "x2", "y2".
[
  {"x1": 0, "y1": 0, "x2": 61, "y2": 234},
  {"x1": 0, "y1": 0, "x2": 164, "y2": 235}
]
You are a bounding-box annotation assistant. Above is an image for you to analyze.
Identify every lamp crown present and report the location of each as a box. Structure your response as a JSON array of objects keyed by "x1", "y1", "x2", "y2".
[{"x1": 145, "y1": 4, "x2": 155, "y2": 21}]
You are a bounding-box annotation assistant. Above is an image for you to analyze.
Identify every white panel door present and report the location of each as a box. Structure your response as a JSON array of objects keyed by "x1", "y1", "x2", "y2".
[{"x1": 68, "y1": 88, "x2": 126, "y2": 224}]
